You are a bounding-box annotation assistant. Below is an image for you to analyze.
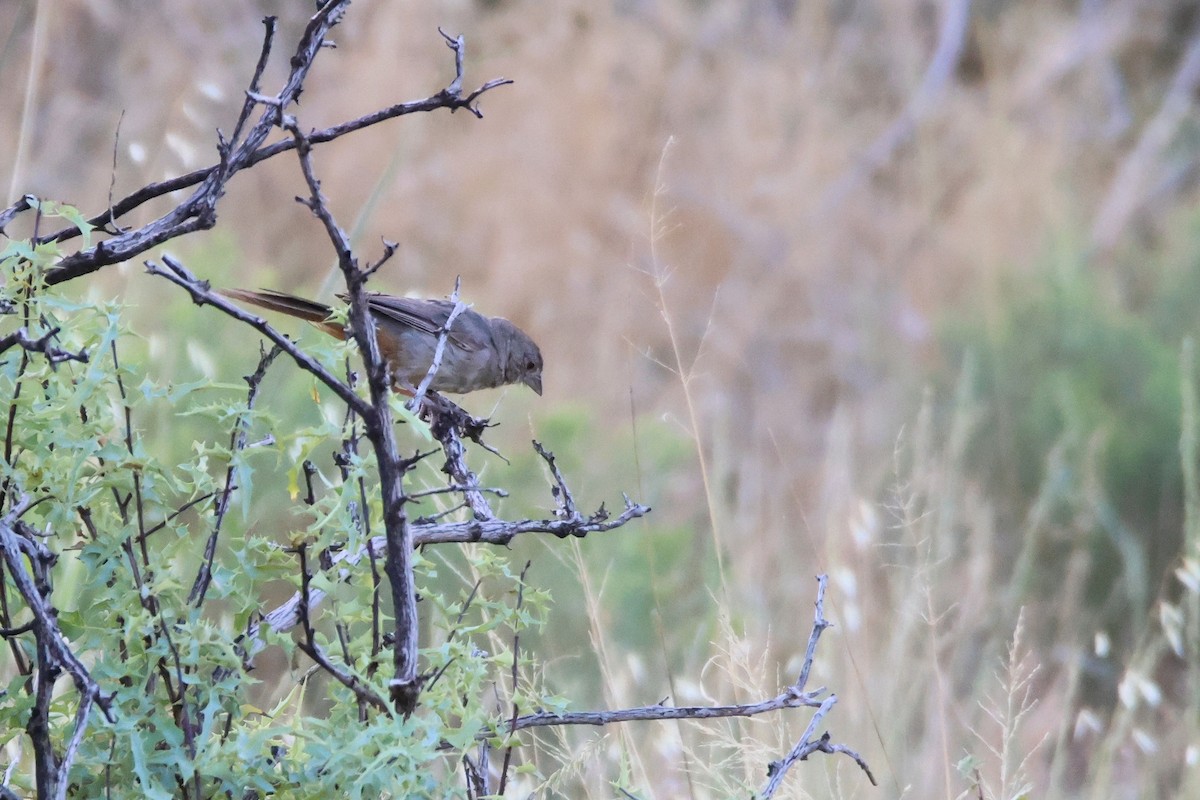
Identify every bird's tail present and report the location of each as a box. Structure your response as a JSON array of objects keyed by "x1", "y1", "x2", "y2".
[{"x1": 218, "y1": 288, "x2": 343, "y2": 337}]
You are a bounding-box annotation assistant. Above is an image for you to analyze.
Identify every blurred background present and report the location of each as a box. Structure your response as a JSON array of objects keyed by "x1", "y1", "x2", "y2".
[{"x1": 5, "y1": 0, "x2": 1200, "y2": 796}]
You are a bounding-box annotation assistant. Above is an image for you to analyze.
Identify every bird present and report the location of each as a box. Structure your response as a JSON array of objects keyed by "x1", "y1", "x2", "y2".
[{"x1": 218, "y1": 287, "x2": 543, "y2": 396}]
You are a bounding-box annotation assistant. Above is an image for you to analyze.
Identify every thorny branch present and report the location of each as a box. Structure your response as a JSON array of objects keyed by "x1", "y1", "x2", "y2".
[
  {"x1": 0, "y1": 1, "x2": 512, "y2": 287},
  {"x1": 221, "y1": 401, "x2": 871, "y2": 790},
  {"x1": 467, "y1": 575, "x2": 874, "y2": 796},
  {"x1": 421, "y1": 395, "x2": 504, "y2": 519},
  {"x1": 0, "y1": 496, "x2": 113, "y2": 799},
  {"x1": 294, "y1": 544, "x2": 391, "y2": 714},
  {"x1": 462, "y1": 575, "x2": 874, "y2": 796},
  {"x1": 408, "y1": 276, "x2": 468, "y2": 412},
  {"x1": 0, "y1": 327, "x2": 88, "y2": 365},
  {"x1": 497, "y1": 560, "x2": 531, "y2": 797},
  {"x1": 0, "y1": 502, "x2": 113, "y2": 723},
  {"x1": 757, "y1": 575, "x2": 876, "y2": 796},
  {"x1": 277, "y1": 114, "x2": 422, "y2": 714},
  {"x1": 240, "y1": 439, "x2": 649, "y2": 660},
  {"x1": 187, "y1": 341, "x2": 282, "y2": 606},
  {"x1": 147, "y1": 254, "x2": 370, "y2": 416}
]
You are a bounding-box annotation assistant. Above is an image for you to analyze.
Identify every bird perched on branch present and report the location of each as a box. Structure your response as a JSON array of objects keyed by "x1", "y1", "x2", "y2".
[{"x1": 219, "y1": 288, "x2": 543, "y2": 396}]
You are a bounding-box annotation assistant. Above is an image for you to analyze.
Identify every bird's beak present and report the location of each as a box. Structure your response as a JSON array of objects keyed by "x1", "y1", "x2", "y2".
[{"x1": 523, "y1": 373, "x2": 543, "y2": 396}]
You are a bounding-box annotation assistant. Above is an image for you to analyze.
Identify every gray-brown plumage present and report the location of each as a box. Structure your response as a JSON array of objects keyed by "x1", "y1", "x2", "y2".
[{"x1": 219, "y1": 288, "x2": 543, "y2": 396}]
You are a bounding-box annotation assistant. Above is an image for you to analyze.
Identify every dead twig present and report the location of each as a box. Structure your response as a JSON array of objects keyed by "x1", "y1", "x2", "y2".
[
  {"x1": 1, "y1": 11, "x2": 511, "y2": 278},
  {"x1": 0, "y1": 327, "x2": 88, "y2": 365},
  {"x1": 280, "y1": 112, "x2": 421, "y2": 714}
]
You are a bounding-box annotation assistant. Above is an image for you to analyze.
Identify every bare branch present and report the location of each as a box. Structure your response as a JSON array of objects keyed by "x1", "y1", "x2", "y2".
[
  {"x1": 421, "y1": 397, "x2": 501, "y2": 520},
  {"x1": 497, "y1": 560, "x2": 532, "y2": 795},
  {"x1": 506, "y1": 689, "x2": 824, "y2": 733},
  {"x1": 761, "y1": 721, "x2": 878, "y2": 795},
  {"x1": 53, "y1": 689, "x2": 95, "y2": 800},
  {"x1": 145, "y1": 255, "x2": 370, "y2": 417},
  {"x1": 407, "y1": 276, "x2": 468, "y2": 411},
  {"x1": 533, "y1": 440, "x2": 579, "y2": 520},
  {"x1": 794, "y1": 573, "x2": 832, "y2": 692},
  {"x1": 225, "y1": 16, "x2": 278, "y2": 152},
  {"x1": 0, "y1": 327, "x2": 88, "y2": 365},
  {"x1": 0, "y1": 500, "x2": 113, "y2": 724},
  {"x1": 241, "y1": 488, "x2": 648, "y2": 652},
  {"x1": 281, "y1": 113, "x2": 421, "y2": 714},
  {"x1": 16, "y1": 19, "x2": 509, "y2": 278},
  {"x1": 294, "y1": 545, "x2": 391, "y2": 714},
  {"x1": 458, "y1": 573, "x2": 876, "y2": 794},
  {"x1": 438, "y1": 28, "x2": 466, "y2": 97},
  {"x1": 32, "y1": 0, "x2": 349, "y2": 284},
  {"x1": 407, "y1": 484, "x2": 508, "y2": 501},
  {"x1": 759, "y1": 697, "x2": 839, "y2": 798},
  {"x1": 188, "y1": 342, "x2": 283, "y2": 606}
]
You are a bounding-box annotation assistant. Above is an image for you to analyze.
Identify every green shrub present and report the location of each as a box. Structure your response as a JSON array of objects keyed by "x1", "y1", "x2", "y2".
[
  {"x1": 940, "y1": 242, "x2": 1195, "y2": 630},
  {"x1": 0, "y1": 207, "x2": 546, "y2": 798}
]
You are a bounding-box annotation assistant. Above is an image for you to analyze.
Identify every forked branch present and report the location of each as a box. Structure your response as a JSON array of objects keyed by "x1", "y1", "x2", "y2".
[{"x1": 0, "y1": 2, "x2": 511, "y2": 287}]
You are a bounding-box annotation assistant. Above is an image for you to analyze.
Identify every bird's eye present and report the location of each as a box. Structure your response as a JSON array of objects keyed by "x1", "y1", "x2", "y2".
[{"x1": 526, "y1": 360, "x2": 537, "y2": 370}]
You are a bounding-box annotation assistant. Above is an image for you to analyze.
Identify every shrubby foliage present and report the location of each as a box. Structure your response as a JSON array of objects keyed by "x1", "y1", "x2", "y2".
[
  {"x1": 0, "y1": 207, "x2": 549, "y2": 798},
  {"x1": 941, "y1": 248, "x2": 1195, "y2": 632}
]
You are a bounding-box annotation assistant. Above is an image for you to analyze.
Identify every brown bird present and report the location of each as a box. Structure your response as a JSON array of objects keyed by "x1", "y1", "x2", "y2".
[{"x1": 219, "y1": 288, "x2": 543, "y2": 396}]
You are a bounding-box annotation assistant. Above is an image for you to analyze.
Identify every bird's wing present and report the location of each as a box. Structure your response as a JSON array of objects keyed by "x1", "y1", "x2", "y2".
[{"x1": 362, "y1": 294, "x2": 489, "y2": 353}]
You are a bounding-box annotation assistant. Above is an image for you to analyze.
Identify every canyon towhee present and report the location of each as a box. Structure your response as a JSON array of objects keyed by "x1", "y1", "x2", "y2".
[{"x1": 219, "y1": 288, "x2": 543, "y2": 395}]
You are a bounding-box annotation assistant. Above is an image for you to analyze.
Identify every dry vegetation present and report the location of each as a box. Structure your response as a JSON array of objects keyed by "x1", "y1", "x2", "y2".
[{"x1": 5, "y1": 0, "x2": 1200, "y2": 796}]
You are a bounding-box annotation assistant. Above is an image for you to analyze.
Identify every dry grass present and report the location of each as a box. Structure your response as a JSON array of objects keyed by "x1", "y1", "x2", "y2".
[{"x1": 5, "y1": 0, "x2": 1200, "y2": 796}]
